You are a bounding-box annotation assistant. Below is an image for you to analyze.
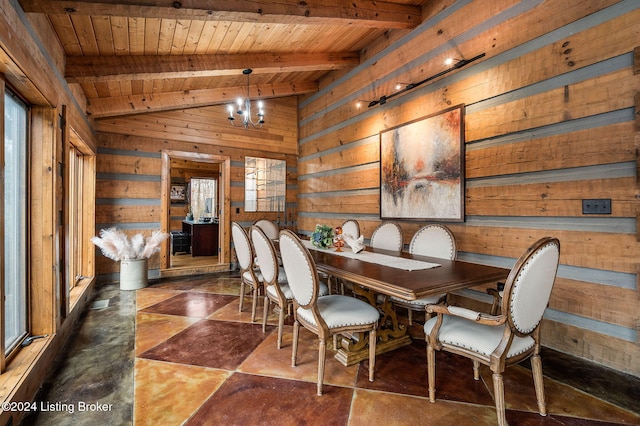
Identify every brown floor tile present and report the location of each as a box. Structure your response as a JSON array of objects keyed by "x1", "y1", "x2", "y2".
[
  {"x1": 31, "y1": 276, "x2": 640, "y2": 426},
  {"x1": 239, "y1": 326, "x2": 359, "y2": 388},
  {"x1": 139, "y1": 319, "x2": 272, "y2": 370},
  {"x1": 410, "y1": 347, "x2": 496, "y2": 406},
  {"x1": 355, "y1": 338, "x2": 430, "y2": 398},
  {"x1": 140, "y1": 292, "x2": 237, "y2": 318},
  {"x1": 185, "y1": 373, "x2": 353, "y2": 426},
  {"x1": 480, "y1": 363, "x2": 640, "y2": 424},
  {"x1": 135, "y1": 312, "x2": 200, "y2": 356},
  {"x1": 349, "y1": 388, "x2": 498, "y2": 426},
  {"x1": 208, "y1": 294, "x2": 265, "y2": 323},
  {"x1": 134, "y1": 358, "x2": 230, "y2": 426},
  {"x1": 149, "y1": 274, "x2": 237, "y2": 292},
  {"x1": 136, "y1": 288, "x2": 183, "y2": 310}
]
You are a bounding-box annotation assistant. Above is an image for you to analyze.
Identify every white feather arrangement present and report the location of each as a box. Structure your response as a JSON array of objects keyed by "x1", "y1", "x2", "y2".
[
  {"x1": 141, "y1": 230, "x2": 169, "y2": 259},
  {"x1": 91, "y1": 227, "x2": 169, "y2": 261}
]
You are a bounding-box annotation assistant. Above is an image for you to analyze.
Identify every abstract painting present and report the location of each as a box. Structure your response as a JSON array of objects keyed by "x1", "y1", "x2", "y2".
[{"x1": 380, "y1": 105, "x2": 464, "y2": 221}]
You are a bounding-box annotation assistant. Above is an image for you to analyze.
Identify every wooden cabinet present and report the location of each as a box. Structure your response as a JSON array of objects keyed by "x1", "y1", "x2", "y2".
[{"x1": 182, "y1": 220, "x2": 219, "y2": 256}]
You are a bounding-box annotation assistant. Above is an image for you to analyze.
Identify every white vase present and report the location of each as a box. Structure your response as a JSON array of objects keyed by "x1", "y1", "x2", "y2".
[{"x1": 120, "y1": 258, "x2": 148, "y2": 290}]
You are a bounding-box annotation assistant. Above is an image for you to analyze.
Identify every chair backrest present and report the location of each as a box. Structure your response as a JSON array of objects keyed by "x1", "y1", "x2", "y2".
[
  {"x1": 341, "y1": 219, "x2": 360, "y2": 239},
  {"x1": 278, "y1": 229, "x2": 319, "y2": 309},
  {"x1": 250, "y1": 225, "x2": 278, "y2": 285},
  {"x1": 370, "y1": 221, "x2": 403, "y2": 251},
  {"x1": 231, "y1": 222, "x2": 254, "y2": 272},
  {"x1": 254, "y1": 219, "x2": 279, "y2": 240},
  {"x1": 410, "y1": 224, "x2": 457, "y2": 260},
  {"x1": 503, "y1": 237, "x2": 560, "y2": 336}
]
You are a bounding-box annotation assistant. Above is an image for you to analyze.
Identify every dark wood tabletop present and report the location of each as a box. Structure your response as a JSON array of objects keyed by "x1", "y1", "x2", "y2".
[{"x1": 308, "y1": 246, "x2": 509, "y2": 301}]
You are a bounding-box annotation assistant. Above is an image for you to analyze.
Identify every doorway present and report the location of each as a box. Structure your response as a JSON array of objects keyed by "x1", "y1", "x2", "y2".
[{"x1": 160, "y1": 150, "x2": 231, "y2": 277}]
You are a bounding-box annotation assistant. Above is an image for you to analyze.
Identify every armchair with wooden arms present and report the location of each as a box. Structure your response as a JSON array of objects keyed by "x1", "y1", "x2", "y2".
[{"x1": 423, "y1": 237, "x2": 560, "y2": 426}]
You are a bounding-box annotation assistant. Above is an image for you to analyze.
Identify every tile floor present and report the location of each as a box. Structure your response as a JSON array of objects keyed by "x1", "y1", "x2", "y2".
[{"x1": 22, "y1": 272, "x2": 640, "y2": 425}]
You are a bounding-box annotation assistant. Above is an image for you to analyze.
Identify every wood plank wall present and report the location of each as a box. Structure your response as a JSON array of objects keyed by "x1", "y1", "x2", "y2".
[
  {"x1": 297, "y1": 0, "x2": 640, "y2": 376},
  {"x1": 93, "y1": 97, "x2": 299, "y2": 279}
]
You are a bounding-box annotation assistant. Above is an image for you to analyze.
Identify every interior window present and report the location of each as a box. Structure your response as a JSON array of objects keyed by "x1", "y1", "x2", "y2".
[{"x1": 244, "y1": 157, "x2": 285, "y2": 213}]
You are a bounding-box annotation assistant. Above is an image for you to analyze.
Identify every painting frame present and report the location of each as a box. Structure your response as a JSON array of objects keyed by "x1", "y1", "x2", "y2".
[
  {"x1": 380, "y1": 104, "x2": 465, "y2": 222},
  {"x1": 170, "y1": 184, "x2": 187, "y2": 203}
]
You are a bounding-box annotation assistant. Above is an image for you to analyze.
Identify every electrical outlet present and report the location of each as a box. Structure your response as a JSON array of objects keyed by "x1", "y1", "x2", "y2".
[{"x1": 582, "y1": 199, "x2": 612, "y2": 214}]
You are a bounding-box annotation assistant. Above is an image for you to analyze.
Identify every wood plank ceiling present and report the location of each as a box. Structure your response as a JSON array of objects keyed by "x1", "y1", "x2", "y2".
[{"x1": 20, "y1": 1, "x2": 426, "y2": 119}]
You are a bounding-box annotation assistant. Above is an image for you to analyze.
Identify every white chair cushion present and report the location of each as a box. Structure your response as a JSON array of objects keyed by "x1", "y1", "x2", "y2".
[
  {"x1": 390, "y1": 294, "x2": 443, "y2": 306},
  {"x1": 242, "y1": 270, "x2": 263, "y2": 284},
  {"x1": 297, "y1": 295, "x2": 379, "y2": 329},
  {"x1": 424, "y1": 315, "x2": 535, "y2": 359},
  {"x1": 268, "y1": 279, "x2": 329, "y2": 301},
  {"x1": 267, "y1": 282, "x2": 293, "y2": 300}
]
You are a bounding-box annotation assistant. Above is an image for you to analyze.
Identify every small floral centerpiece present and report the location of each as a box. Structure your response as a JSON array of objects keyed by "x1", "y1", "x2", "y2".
[
  {"x1": 91, "y1": 227, "x2": 169, "y2": 261},
  {"x1": 311, "y1": 224, "x2": 334, "y2": 249}
]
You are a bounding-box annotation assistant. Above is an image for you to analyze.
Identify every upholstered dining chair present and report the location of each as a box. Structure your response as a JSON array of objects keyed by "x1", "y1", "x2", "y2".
[
  {"x1": 369, "y1": 221, "x2": 403, "y2": 252},
  {"x1": 424, "y1": 237, "x2": 560, "y2": 426},
  {"x1": 325, "y1": 219, "x2": 362, "y2": 294},
  {"x1": 254, "y1": 219, "x2": 279, "y2": 240},
  {"x1": 391, "y1": 224, "x2": 457, "y2": 325},
  {"x1": 279, "y1": 229, "x2": 380, "y2": 396},
  {"x1": 251, "y1": 226, "x2": 329, "y2": 349},
  {"x1": 341, "y1": 219, "x2": 361, "y2": 239},
  {"x1": 231, "y1": 222, "x2": 262, "y2": 322}
]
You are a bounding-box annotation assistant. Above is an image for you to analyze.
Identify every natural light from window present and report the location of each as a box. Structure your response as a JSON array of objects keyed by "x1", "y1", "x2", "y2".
[{"x1": 3, "y1": 91, "x2": 28, "y2": 356}]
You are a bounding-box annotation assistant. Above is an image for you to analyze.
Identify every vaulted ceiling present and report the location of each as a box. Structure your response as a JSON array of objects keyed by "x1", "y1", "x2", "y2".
[{"x1": 20, "y1": 1, "x2": 427, "y2": 119}]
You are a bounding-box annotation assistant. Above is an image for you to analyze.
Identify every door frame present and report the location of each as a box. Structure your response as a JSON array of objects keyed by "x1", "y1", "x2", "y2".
[{"x1": 160, "y1": 150, "x2": 231, "y2": 272}]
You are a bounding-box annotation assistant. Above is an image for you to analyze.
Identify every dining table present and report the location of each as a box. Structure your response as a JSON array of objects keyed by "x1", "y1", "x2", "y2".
[{"x1": 301, "y1": 240, "x2": 510, "y2": 366}]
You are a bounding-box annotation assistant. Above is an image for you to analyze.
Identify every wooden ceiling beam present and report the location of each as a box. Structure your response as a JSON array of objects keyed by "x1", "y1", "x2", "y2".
[
  {"x1": 66, "y1": 52, "x2": 359, "y2": 83},
  {"x1": 87, "y1": 80, "x2": 318, "y2": 118},
  {"x1": 21, "y1": 0, "x2": 422, "y2": 29}
]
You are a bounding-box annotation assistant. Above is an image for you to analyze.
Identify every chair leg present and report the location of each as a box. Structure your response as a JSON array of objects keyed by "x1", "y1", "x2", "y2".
[
  {"x1": 262, "y1": 296, "x2": 270, "y2": 333},
  {"x1": 368, "y1": 327, "x2": 376, "y2": 382},
  {"x1": 277, "y1": 303, "x2": 285, "y2": 350},
  {"x1": 251, "y1": 284, "x2": 260, "y2": 322},
  {"x1": 291, "y1": 321, "x2": 299, "y2": 367},
  {"x1": 531, "y1": 354, "x2": 547, "y2": 416},
  {"x1": 408, "y1": 308, "x2": 413, "y2": 326},
  {"x1": 492, "y1": 372, "x2": 506, "y2": 426},
  {"x1": 317, "y1": 338, "x2": 326, "y2": 396},
  {"x1": 427, "y1": 343, "x2": 436, "y2": 402},
  {"x1": 239, "y1": 281, "x2": 246, "y2": 312},
  {"x1": 473, "y1": 360, "x2": 480, "y2": 380}
]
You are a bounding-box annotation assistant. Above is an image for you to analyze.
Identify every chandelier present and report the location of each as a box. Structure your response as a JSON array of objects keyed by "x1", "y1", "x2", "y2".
[{"x1": 226, "y1": 69, "x2": 265, "y2": 128}]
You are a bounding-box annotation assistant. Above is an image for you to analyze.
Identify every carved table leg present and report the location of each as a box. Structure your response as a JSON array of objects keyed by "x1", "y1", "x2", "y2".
[{"x1": 334, "y1": 285, "x2": 411, "y2": 366}]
